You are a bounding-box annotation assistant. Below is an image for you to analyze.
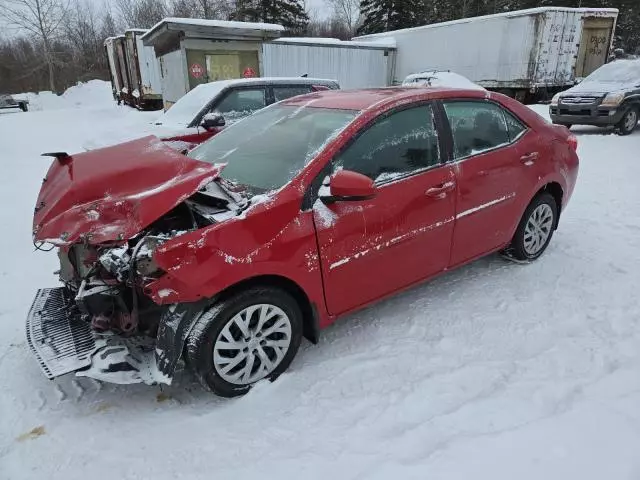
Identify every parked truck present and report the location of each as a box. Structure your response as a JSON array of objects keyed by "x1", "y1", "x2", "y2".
[{"x1": 354, "y1": 7, "x2": 619, "y2": 101}]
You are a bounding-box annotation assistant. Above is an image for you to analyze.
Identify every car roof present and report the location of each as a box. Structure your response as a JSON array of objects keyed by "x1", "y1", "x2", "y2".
[
  {"x1": 280, "y1": 87, "x2": 490, "y2": 111},
  {"x1": 196, "y1": 77, "x2": 339, "y2": 91}
]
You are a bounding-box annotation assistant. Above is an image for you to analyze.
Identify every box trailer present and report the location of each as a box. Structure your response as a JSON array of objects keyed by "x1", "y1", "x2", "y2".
[
  {"x1": 261, "y1": 37, "x2": 396, "y2": 89},
  {"x1": 354, "y1": 7, "x2": 619, "y2": 100},
  {"x1": 122, "y1": 29, "x2": 163, "y2": 110},
  {"x1": 142, "y1": 18, "x2": 284, "y2": 110},
  {"x1": 104, "y1": 35, "x2": 130, "y2": 104},
  {"x1": 104, "y1": 37, "x2": 124, "y2": 103}
]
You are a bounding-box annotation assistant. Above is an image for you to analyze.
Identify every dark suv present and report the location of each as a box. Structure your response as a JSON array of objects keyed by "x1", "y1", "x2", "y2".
[
  {"x1": 0, "y1": 94, "x2": 28, "y2": 112},
  {"x1": 550, "y1": 59, "x2": 640, "y2": 135}
]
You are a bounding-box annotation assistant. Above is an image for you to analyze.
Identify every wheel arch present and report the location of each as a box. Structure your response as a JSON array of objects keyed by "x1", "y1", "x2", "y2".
[
  {"x1": 538, "y1": 181, "x2": 563, "y2": 229},
  {"x1": 211, "y1": 274, "x2": 321, "y2": 344}
]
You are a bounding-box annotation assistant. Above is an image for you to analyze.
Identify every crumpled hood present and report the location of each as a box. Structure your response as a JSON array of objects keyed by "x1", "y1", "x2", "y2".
[{"x1": 33, "y1": 135, "x2": 223, "y2": 246}]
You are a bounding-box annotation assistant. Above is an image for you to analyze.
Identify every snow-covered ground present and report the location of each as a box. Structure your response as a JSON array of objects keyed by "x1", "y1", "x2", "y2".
[{"x1": 2, "y1": 82, "x2": 640, "y2": 479}]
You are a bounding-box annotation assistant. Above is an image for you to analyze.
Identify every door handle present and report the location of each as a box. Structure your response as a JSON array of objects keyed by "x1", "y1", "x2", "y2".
[
  {"x1": 426, "y1": 181, "x2": 456, "y2": 197},
  {"x1": 520, "y1": 152, "x2": 539, "y2": 165}
]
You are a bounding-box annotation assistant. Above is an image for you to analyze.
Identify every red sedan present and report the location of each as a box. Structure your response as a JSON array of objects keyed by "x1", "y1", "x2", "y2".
[{"x1": 28, "y1": 87, "x2": 578, "y2": 397}]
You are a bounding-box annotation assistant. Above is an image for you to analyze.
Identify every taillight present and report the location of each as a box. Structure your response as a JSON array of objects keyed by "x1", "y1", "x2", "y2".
[{"x1": 567, "y1": 134, "x2": 578, "y2": 151}]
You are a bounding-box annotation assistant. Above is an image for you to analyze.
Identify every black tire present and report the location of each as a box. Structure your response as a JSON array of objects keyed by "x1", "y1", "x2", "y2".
[
  {"x1": 509, "y1": 192, "x2": 558, "y2": 261},
  {"x1": 186, "y1": 286, "x2": 303, "y2": 398},
  {"x1": 617, "y1": 106, "x2": 638, "y2": 136},
  {"x1": 19, "y1": 102, "x2": 27, "y2": 112}
]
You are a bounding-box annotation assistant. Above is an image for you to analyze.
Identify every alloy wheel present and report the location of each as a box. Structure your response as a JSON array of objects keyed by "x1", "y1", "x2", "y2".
[
  {"x1": 212, "y1": 304, "x2": 292, "y2": 385},
  {"x1": 523, "y1": 203, "x2": 554, "y2": 256}
]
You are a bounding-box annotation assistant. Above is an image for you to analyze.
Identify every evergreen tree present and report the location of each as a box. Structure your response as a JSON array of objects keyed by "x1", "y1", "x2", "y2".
[
  {"x1": 232, "y1": 0, "x2": 309, "y2": 35},
  {"x1": 357, "y1": 0, "x2": 425, "y2": 35}
]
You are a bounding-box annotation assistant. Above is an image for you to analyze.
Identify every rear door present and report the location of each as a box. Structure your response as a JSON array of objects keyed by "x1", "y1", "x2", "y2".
[
  {"x1": 442, "y1": 100, "x2": 536, "y2": 266},
  {"x1": 576, "y1": 17, "x2": 615, "y2": 78},
  {"x1": 312, "y1": 103, "x2": 457, "y2": 315}
]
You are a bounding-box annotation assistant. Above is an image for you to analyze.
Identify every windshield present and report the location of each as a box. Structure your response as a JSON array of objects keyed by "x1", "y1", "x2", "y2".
[
  {"x1": 187, "y1": 104, "x2": 359, "y2": 192},
  {"x1": 585, "y1": 60, "x2": 640, "y2": 84},
  {"x1": 156, "y1": 82, "x2": 229, "y2": 127}
]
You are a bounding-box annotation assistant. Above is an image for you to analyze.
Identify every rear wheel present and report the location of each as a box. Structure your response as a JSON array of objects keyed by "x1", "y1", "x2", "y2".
[
  {"x1": 508, "y1": 193, "x2": 558, "y2": 261},
  {"x1": 19, "y1": 102, "x2": 28, "y2": 112},
  {"x1": 617, "y1": 107, "x2": 638, "y2": 136},
  {"x1": 186, "y1": 287, "x2": 303, "y2": 397}
]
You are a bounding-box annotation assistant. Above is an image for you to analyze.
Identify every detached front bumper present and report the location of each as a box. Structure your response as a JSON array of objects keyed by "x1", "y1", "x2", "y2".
[{"x1": 26, "y1": 287, "x2": 170, "y2": 385}]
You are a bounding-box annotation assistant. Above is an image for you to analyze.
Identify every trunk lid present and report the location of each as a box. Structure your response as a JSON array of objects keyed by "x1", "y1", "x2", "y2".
[{"x1": 33, "y1": 135, "x2": 223, "y2": 246}]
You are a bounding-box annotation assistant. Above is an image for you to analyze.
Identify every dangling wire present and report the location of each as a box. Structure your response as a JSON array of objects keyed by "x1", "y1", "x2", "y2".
[{"x1": 33, "y1": 240, "x2": 55, "y2": 252}]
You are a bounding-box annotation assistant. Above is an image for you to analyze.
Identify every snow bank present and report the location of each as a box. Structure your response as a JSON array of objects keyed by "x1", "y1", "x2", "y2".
[{"x1": 20, "y1": 80, "x2": 114, "y2": 111}]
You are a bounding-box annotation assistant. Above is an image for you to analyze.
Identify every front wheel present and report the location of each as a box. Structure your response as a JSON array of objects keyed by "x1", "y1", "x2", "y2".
[
  {"x1": 186, "y1": 287, "x2": 303, "y2": 397},
  {"x1": 508, "y1": 192, "x2": 558, "y2": 261},
  {"x1": 617, "y1": 107, "x2": 638, "y2": 136}
]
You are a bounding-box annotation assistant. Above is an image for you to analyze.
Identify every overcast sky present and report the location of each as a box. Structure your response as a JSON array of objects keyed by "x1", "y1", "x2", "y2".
[{"x1": 0, "y1": 0, "x2": 331, "y2": 35}]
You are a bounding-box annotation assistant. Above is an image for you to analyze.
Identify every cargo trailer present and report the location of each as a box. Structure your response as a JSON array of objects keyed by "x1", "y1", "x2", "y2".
[
  {"x1": 354, "y1": 7, "x2": 619, "y2": 101},
  {"x1": 122, "y1": 29, "x2": 163, "y2": 110},
  {"x1": 142, "y1": 18, "x2": 284, "y2": 110},
  {"x1": 261, "y1": 37, "x2": 396, "y2": 89},
  {"x1": 104, "y1": 37, "x2": 125, "y2": 104}
]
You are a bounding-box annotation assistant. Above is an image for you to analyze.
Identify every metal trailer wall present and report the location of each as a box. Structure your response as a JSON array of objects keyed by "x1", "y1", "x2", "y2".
[
  {"x1": 354, "y1": 7, "x2": 617, "y2": 93},
  {"x1": 114, "y1": 37, "x2": 131, "y2": 97},
  {"x1": 159, "y1": 49, "x2": 188, "y2": 110},
  {"x1": 134, "y1": 33, "x2": 163, "y2": 100},
  {"x1": 262, "y1": 41, "x2": 395, "y2": 89},
  {"x1": 104, "y1": 38, "x2": 123, "y2": 98}
]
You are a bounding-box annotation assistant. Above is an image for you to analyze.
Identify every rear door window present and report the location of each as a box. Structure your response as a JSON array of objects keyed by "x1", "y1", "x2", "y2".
[
  {"x1": 443, "y1": 101, "x2": 515, "y2": 160},
  {"x1": 272, "y1": 85, "x2": 312, "y2": 102},
  {"x1": 214, "y1": 87, "x2": 267, "y2": 122}
]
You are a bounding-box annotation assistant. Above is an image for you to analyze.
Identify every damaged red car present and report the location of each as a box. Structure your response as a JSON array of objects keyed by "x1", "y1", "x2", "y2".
[{"x1": 28, "y1": 87, "x2": 579, "y2": 397}]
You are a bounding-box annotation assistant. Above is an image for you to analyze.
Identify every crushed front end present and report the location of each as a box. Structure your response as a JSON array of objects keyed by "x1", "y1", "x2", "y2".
[{"x1": 26, "y1": 136, "x2": 242, "y2": 385}]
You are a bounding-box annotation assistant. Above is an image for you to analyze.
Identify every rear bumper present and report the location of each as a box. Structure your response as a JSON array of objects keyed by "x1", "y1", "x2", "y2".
[
  {"x1": 549, "y1": 105, "x2": 624, "y2": 126},
  {"x1": 26, "y1": 287, "x2": 169, "y2": 385}
]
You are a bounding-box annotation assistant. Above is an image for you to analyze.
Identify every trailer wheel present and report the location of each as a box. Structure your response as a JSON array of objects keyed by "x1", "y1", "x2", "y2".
[{"x1": 19, "y1": 102, "x2": 28, "y2": 112}]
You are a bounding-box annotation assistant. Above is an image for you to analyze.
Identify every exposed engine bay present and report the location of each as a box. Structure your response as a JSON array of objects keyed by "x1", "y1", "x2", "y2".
[{"x1": 27, "y1": 179, "x2": 247, "y2": 385}]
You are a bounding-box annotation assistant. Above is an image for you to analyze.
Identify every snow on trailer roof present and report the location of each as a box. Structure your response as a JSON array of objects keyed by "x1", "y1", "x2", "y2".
[
  {"x1": 142, "y1": 17, "x2": 284, "y2": 45},
  {"x1": 124, "y1": 28, "x2": 149, "y2": 34},
  {"x1": 273, "y1": 37, "x2": 396, "y2": 49},
  {"x1": 355, "y1": 7, "x2": 619, "y2": 39}
]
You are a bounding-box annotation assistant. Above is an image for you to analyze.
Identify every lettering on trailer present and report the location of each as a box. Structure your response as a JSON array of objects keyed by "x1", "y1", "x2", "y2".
[
  {"x1": 190, "y1": 63, "x2": 204, "y2": 79},
  {"x1": 589, "y1": 35, "x2": 608, "y2": 56}
]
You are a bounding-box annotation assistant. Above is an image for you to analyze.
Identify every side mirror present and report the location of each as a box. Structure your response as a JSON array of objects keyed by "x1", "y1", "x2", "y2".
[
  {"x1": 320, "y1": 170, "x2": 376, "y2": 203},
  {"x1": 200, "y1": 112, "x2": 225, "y2": 131}
]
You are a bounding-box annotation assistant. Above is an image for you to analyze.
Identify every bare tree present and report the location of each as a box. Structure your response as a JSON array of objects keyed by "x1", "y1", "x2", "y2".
[
  {"x1": 116, "y1": 0, "x2": 167, "y2": 29},
  {"x1": 327, "y1": 0, "x2": 360, "y2": 35},
  {"x1": 1, "y1": 0, "x2": 68, "y2": 91}
]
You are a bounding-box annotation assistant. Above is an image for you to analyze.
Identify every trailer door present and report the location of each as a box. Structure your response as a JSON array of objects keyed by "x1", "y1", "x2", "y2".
[{"x1": 576, "y1": 17, "x2": 615, "y2": 78}]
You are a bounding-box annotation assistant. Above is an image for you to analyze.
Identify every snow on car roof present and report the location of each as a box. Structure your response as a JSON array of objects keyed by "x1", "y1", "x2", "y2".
[
  {"x1": 402, "y1": 71, "x2": 486, "y2": 91},
  {"x1": 156, "y1": 77, "x2": 339, "y2": 127}
]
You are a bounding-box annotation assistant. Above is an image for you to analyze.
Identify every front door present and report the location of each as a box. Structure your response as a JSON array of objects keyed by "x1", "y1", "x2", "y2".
[
  {"x1": 442, "y1": 100, "x2": 533, "y2": 266},
  {"x1": 312, "y1": 104, "x2": 457, "y2": 315}
]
